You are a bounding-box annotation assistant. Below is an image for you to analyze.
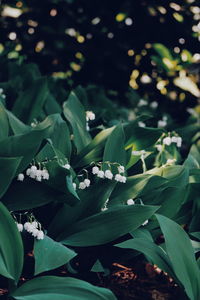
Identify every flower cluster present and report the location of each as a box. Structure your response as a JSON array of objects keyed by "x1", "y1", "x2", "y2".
[
  {"x1": 92, "y1": 164, "x2": 126, "y2": 183},
  {"x1": 157, "y1": 116, "x2": 167, "y2": 128},
  {"x1": 16, "y1": 221, "x2": 44, "y2": 240},
  {"x1": 156, "y1": 133, "x2": 182, "y2": 151},
  {"x1": 79, "y1": 178, "x2": 91, "y2": 190},
  {"x1": 17, "y1": 165, "x2": 49, "y2": 182},
  {"x1": 26, "y1": 165, "x2": 49, "y2": 181}
]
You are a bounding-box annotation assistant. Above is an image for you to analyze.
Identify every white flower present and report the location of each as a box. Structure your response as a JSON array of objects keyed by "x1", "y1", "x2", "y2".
[
  {"x1": 177, "y1": 137, "x2": 182, "y2": 147},
  {"x1": 37, "y1": 230, "x2": 44, "y2": 240},
  {"x1": 73, "y1": 182, "x2": 77, "y2": 190},
  {"x1": 17, "y1": 223, "x2": 23, "y2": 232},
  {"x1": 121, "y1": 176, "x2": 127, "y2": 183},
  {"x1": 86, "y1": 111, "x2": 95, "y2": 121},
  {"x1": 32, "y1": 228, "x2": 39, "y2": 237},
  {"x1": 142, "y1": 220, "x2": 149, "y2": 226},
  {"x1": 115, "y1": 174, "x2": 122, "y2": 182},
  {"x1": 79, "y1": 181, "x2": 87, "y2": 189},
  {"x1": 31, "y1": 221, "x2": 38, "y2": 228},
  {"x1": 157, "y1": 120, "x2": 167, "y2": 128},
  {"x1": 36, "y1": 169, "x2": 42, "y2": 177},
  {"x1": 97, "y1": 170, "x2": 105, "y2": 178},
  {"x1": 138, "y1": 99, "x2": 148, "y2": 107},
  {"x1": 24, "y1": 222, "x2": 31, "y2": 231},
  {"x1": 42, "y1": 170, "x2": 49, "y2": 180},
  {"x1": 138, "y1": 121, "x2": 146, "y2": 128},
  {"x1": 84, "y1": 178, "x2": 91, "y2": 187},
  {"x1": 150, "y1": 101, "x2": 158, "y2": 109},
  {"x1": 127, "y1": 199, "x2": 135, "y2": 205},
  {"x1": 17, "y1": 173, "x2": 24, "y2": 181},
  {"x1": 155, "y1": 144, "x2": 162, "y2": 152},
  {"x1": 36, "y1": 175, "x2": 42, "y2": 182},
  {"x1": 63, "y1": 164, "x2": 70, "y2": 170},
  {"x1": 171, "y1": 136, "x2": 178, "y2": 143},
  {"x1": 0, "y1": 88, "x2": 3, "y2": 94},
  {"x1": 118, "y1": 165, "x2": 125, "y2": 174},
  {"x1": 92, "y1": 166, "x2": 99, "y2": 174},
  {"x1": 30, "y1": 165, "x2": 37, "y2": 172},
  {"x1": 163, "y1": 137, "x2": 171, "y2": 146},
  {"x1": 24, "y1": 222, "x2": 35, "y2": 233},
  {"x1": 26, "y1": 168, "x2": 31, "y2": 176},
  {"x1": 104, "y1": 170, "x2": 113, "y2": 180}
]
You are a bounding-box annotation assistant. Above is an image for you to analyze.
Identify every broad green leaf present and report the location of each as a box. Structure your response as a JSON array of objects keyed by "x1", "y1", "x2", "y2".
[
  {"x1": 74, "y1": 127, "x2": 114, "y2": 168},
  {"x1": 1, "y1": 179, "x2": 62, "y2": 210},
  {"x1": 34, "y1": 236, "x2": 76, "y2": 275},
  {"x1": 0, "y1": 157, "x2": 22, "y2": 198},
  {"x1": 12, "y1": 77, "x2": 48, "y2": 124},
  {"x1": 0, "y1": 128, "x2": 49, "y2": 173},
  {"x1": 66, "y1": 176, "x2": 80, "y2": 200},
  {"x1": 36, "y1": 114, "x2": 71, "y2": 158},
  {"x1": 116, "y1": 238, "x2": 176, "y2": 279},
  {"x1": 6, "y1": 110, "x2": 30, "y2": 135},
  {"x1": 0, "y1": 102, "x2": 9, "y2": 140},
  {"x1": 103, "y1": 124, "x2": 126, "y2": 166},
  {"x1": 59, "y1": 205, "x2": 159, "y2": 246},
  {"x1": 124, "y1": 126, "x2": 163, "y2": 151},
  {"x1": 48, "y1": 180, "x2": 116, "y2": 238},
  {"x1": 63, "y1": 91, "x2": 91, "y2": 152},
  {"x1": 109, "y1": 174, "x2": 166, "y2": 206},
  {"x1": 0, "y1": 202, "x2": 23, "y2": 282},
  {"x1": 11, "y1": 276, "x2": 117, "y2": 300},
  {"x1": 156, "y1": 214, "x2": 200, "y2": 300}
]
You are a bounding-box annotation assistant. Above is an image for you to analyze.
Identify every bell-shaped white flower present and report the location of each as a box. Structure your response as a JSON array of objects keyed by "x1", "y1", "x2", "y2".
[
  {"x1": 79, "y1": 181, "x2": 87, "y2": 189},
  {"x1": 84, "y1": 178, "x2": 91, "y2": 187},
  {"x1": 17, "y1": 223, "x2": 23, "y2": 232},
  {"x1": 37, "y1": 230, "x2": 44, "y2": 240},
  {"x1": 17, "y1": 173, "x2": 24, "y2": 181},
  {"x1": 104, "y1": 170, "x2": 113, "y2": 180},
  {"x1": 127, "y1": 199, "x2": 135, "y2": 205},
  {"x1": 97, "y1": 170, "x2": 105, "y2": 178},
  {"x1": 63, "y1": 164, "x2": 70, "y2": 170},
  {"x1": 92, "y1": 166, "x2": 99, "y2": 174}
]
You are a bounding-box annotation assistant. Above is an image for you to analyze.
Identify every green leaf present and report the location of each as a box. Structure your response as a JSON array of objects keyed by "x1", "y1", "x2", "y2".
[
  {"x1": 156, "y1": 214, "x2": 200, "y2": 300},
  {"x1": 116, "y1": 238, "x2": 176, "y2": 279},
  {"x1": 66, "y1": 176, "x2": 80, "y2": 200},
  {"x1": 0, "y1": 202, "x2": 23, "y2": 282},
  {"x1": 74, "y1": 127, "x2": 114, "y2": 168},
  {"x1": 48, "y1": 180, "x2": 116, "y2": 238},
  {"x1": 36, "y1": 114, "x2": 71, "y2": 158},
  {"x1": 0, "y1": 157, "x2": 22, "y2": 198},
  {"x1": 0, "y1": 128, "x2": 49, "y2": 173},
  {"x1": 12, "y1": 77, "x2": 48, "y2": 124},
  {"x1": 59, "y1": 205, "x2": 159, "y2": 246},
  {"x1": 6, "y1": 110, "x2": 30, "y2": 135},
  {"x1": 1, "y1": 179, "x2": 61, "y2": 210},
  {"x1": 63, "y1": 91, "x2": 91, "y2": 152},
  {"x1": 0, "y1": 102, "x2": 9, "y2": 140},
  {"x1": 11, "y1": 276, "x2": 117, "y2": 300},
  {"x1": 103, "y1": 124, "x2": 126, "y2": 166},
  {"x1": 34, "y1": 236, "x2": 76, "y2": 275}
]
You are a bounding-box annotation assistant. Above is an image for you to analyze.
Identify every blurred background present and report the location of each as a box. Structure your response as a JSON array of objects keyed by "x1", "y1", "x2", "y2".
[{"x1": 0, "y1": 0, "x2": 200, "y2": 123}]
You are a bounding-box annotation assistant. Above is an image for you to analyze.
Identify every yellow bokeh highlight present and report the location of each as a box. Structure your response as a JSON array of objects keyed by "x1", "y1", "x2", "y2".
[{"x1": 116, "y1": 13, "x2": 126, "y2": 22}]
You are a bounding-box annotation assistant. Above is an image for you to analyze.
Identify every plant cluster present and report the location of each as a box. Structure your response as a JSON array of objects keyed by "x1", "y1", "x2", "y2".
[{"x1": 0, "y1": 59, "x2": 200, "y2": 300}]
